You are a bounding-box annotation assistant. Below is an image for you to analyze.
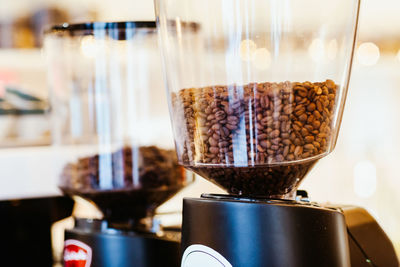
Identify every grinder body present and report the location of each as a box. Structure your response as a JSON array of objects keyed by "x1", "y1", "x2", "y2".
[{"x1": 181, "y1": 194, "x2": 399, "y2": 267}]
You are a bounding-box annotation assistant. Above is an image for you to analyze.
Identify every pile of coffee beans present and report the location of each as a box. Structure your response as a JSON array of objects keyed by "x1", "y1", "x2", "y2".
[
  {"x1": 171, "y1": 80, "x2": 338, "y2": 197},
  {"x1": 189, "y1": 161, "x2": 317, "y2": 197},
  {"x1": 60, "y1": 146, "x2": 185, "y2": 191},
  {"x1": 60, "y1": 146, "x2": 187, "y2": 220}
]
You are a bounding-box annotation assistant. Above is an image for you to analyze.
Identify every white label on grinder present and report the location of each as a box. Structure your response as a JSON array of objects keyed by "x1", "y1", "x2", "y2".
[{"x1": 182, "y1": 244, "x2": 233, "y2": 267}]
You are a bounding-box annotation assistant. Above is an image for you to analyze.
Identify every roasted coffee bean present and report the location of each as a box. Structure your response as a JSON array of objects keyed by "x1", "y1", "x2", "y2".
[
  {"x1": 209, "y1": 137, "x2": 218, "y2": 147},
  {"x1": 316, "y1": 100, "x2": 323, "y2": 112},
  {"x1": 283, "y1": 146, "x2": 289, "y2": 157},
  {"x1": 293, "y1": 124, "x2": 301, "y2": 131},
  {"x1": 271, "y1": 137, "x2": 281, "y2": 145},
  {"x1": 226, "y1": 124, "x2": 237, "y2": 130},
  {"x1": 215, "y1": 110, "x2": 227, "y2": 121},
  {"x1": 312, "y1": 120, "x2": 321, "y2": 129},
  {"x1": 212, "y1": 124, "x2": 221, "y2": 130},
  {"x1": 260, "y1": 140, "x2": 270, "y2": 148},
  {"x1": 281, "y1": 132, "x2": 290, "y2": 139},
  {"x1": 298, "y1": 113, "x2": 308, "y2": 122},
  {"x1": 304, "y1": 144, "x2": 315, "y2": 150},
  {"x1": 282, "y1": 139, "x2": 291, "y2": 145},
  {"x1": 271, "y1": 129, "x2": 280, "y2": 138},
  {"x1": 294, "y1": 138, "x2": 302, "y2": 146},
  {"x1": 294, "y1": 146, "x2": 303, "y2": 158},
  {"x1": 209, "y1": 147, "x2": 219, "y2": 154},
  {"x1": 271, "y1": 145, "x2": 279, "y2": 150},
  {"x1": 305, "y1": 136, "x2": 314, "y2": 143},
  {"x1": 257, "y1": 133, "x2": 268, "y2": 140}
]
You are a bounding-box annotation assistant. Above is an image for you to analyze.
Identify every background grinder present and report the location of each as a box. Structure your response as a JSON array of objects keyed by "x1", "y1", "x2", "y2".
[
  {"x1": 155, "y1": 0, "x2": 399, "y2": 266},
  {"x1": 45, "y1": 21, "x2": 194, "y2": 267}
]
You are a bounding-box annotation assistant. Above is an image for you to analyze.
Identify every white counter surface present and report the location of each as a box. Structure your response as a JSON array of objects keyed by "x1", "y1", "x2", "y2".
[{"x1": 0, "y1": 146, "x2": 64, "y2": 200}]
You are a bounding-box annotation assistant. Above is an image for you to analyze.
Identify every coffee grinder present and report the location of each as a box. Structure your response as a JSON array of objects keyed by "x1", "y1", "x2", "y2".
[
  {"x1": 155, "y1": 0, "x2": 399, "y2": 266},
  {"x1": 45, "y1": 21, "x2": 194, "y2": 267}
]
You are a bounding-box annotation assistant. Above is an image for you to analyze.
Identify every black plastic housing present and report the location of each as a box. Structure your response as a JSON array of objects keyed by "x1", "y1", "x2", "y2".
[
  {"x1": 0, "y1": 196, "x2": 74, "y2": 267},
  {"x1": 182, "y1": 194, "x2": 351, "y2": 267},
  {"x1": 65, "y1": 219, "x2": 180, "y2": 267}
]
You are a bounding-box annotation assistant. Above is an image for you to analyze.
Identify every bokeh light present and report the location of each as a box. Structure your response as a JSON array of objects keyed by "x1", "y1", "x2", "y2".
[
  {"x1": 253, "y1": 48, "x2": 271, "y2": 70},
  {"x1": 356, "y1": 42, "x2": 380, "y2": 66},
  {"x1": 239, "y1": 39, "x2": 257, "y2": 62}
]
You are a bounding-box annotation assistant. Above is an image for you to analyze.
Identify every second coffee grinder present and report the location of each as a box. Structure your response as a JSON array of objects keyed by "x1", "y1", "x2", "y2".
[{"x1": 45, "y1": 21, "x2": 194, "y2": 267}]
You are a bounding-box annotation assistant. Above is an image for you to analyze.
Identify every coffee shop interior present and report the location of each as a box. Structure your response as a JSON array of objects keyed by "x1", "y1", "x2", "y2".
[{"x1": 1, "y1": 0, "x2": 400, "y2": 266}]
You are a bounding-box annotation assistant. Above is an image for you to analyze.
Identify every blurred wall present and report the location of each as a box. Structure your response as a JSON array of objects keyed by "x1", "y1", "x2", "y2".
[{"x1": 1, "y1": 0, "x2": 400, "y2": 256}]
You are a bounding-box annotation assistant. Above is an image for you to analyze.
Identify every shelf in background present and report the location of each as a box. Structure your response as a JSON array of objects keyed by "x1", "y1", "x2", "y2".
[{"x1": 0, "y1": 48, "x2": 44, "y2": 69}]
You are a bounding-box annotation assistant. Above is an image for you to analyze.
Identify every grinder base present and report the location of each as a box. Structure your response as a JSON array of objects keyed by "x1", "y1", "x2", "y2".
[
  {"x1": 181, "y1": 194, "x2": 350, "y2": 267},
  {"x1": 63, "y1": 218, "x2": 180, "y2": 267}
]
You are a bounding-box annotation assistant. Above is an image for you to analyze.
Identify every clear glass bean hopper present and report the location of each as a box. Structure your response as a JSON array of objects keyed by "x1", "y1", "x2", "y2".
[
  {"x1": 155, "y1": 0, "x2": 360, "y2": 199},
  {"x1": 45, "y1": 22, "x2": 194, "y2": 227}
]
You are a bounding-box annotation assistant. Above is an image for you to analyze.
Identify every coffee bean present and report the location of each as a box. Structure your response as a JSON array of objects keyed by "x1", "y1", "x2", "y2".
[
  {"x1": 282, "y1": 139, "x2": 291, "y2": 145},
  {"x1": 298, "y1": 114, "x2": 308, "y2": 122},
  {"x1": 215, "y1": 110, "x2": 227, "y2": 121},
  {"x1": 304, "y1": 124, "x2": 314, "y2": 132},
  {"x1": 287, "y1": 154, "x2": 295, "y2": 161},
  {"x1": 257, "y1": 145, "x2": 265, "y2": 153},
  {"x1": 294, "y1": 121, "x2": 302, "y2": 127},
  {"x1": 316, "y1": 100, "x2": 323, "y2": 112},
  {"x1": 294, "y1": 106, "x2": 305, "y2": 116},
  {"x1": 326, "y1": 79, "x2": 336, "y2": 89},
  {"x1": 210, "y1": 146, "x2": 219, "y2": 154},
  {"x1": 281, "y1": 132, "x2": 290, "y2": 139},
  {"x1": 227, "y1": 115, "x2": 238, "y2": 124},
  {"x1": 271, "y1": 137, "x2": 281, "y2": 145},
  {"x1": 304, "y1": 144, "x2": 315, "y2": 150},
  {"x1": 257, "y1": 133, "x2": 268, "y2": 140},
  {"x1": 301, "y1": 128, "x2": 309, "y2": 137},
  {"x1": 320, "y1": 137, "x2": 326, "y2": 146},
  {"x1": 209, "y1": 137, "x2": 218, "y2": 147},
  {"x1": 283, "y1": 105, "x2": 292, "y2": 114},
  {"x1": 313, "y1": 110, "x2": 321, "y2": 120},
  {"x1": 219, "y1": 141, "x2": 229, "y2": 147},
  {"x1": 271, "y1": 129, "x2": 280, "y2": 138},
  {"x1": 305, "y1": 136, "x2": 314, "y2": 143},
  {"x1": 200, "y1": 127, "x2": 208, "y2": 134},
  {"x1": 260, "y1": 140, "x2": 270, "y2": 148},
  {"x1": 283, "y1": 146, "x2": 289, "y2": 157},
  {"x1": 222, "y1": 127, "x2": 229, "y2": 137},
  {"x1": 294, "y1": 146, "x2": 303, "y2": 157},
  {"x1": 207, "y1": 114, "x2": 215, "y2": 121},
  {"x1": 211, "y1": 124, "x2": 220, "y2": 130},
  {"x1": 293, "y1": 124, "x2": 301, "y2": 131},
  {"x1": 312, "y1": 120, "x2": 321, "y2": 129},
  {"x1": 226, "y1": 124, "x2": 237, "y2": 130},
  {"x1": 295, "y1": 86, "x2": 308, "y2": 97},
  {"x1": 294, "y1": 138, "x2": 302, "y2": 146}
]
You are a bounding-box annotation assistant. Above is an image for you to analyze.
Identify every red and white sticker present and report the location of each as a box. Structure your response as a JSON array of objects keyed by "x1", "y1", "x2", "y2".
[{"x1": 64, "y1": 239, "x2": 92, "y2": 267}]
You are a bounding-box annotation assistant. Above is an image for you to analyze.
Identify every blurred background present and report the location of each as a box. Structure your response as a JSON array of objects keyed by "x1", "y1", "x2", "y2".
[{"x1": 0, "y1": 0, "x2": 400, "y2": 262}]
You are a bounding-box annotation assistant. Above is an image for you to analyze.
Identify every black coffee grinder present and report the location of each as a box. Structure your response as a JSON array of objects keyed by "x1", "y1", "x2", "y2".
[
  {"x1": 45, "y1": 21, "x2": 194, "y2": 267},
  {"x1": 155, "y1": 0, "x2": 399, "y2": 266}
]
